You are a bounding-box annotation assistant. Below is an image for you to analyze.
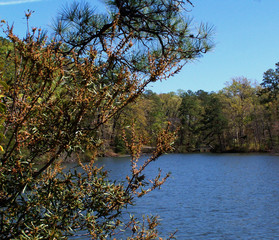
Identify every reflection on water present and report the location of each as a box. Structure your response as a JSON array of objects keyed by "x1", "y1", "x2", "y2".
[{"x1": 71, "y1": 153, "x2": 279, "y2": 239}]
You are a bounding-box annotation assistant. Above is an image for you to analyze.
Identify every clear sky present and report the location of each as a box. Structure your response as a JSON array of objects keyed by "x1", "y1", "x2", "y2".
[{"x1": 0, "y1": 0, "x2": 279, "y2": 93}]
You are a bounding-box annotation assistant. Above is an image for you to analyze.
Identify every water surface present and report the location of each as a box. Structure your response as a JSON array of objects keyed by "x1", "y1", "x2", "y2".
[{"x1": 74, "y1": 153, "x2": 279, "y2": 239}]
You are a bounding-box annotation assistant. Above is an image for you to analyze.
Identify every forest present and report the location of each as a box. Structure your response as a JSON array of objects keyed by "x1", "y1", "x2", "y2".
[{"x1": 95, "y1": 73, "x2": 279, "y2": 156}]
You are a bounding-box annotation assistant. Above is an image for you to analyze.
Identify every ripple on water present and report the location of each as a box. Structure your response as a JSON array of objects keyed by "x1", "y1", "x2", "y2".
[{"x1": 69, "y1": 153, "x2": 279, "y2": 239}]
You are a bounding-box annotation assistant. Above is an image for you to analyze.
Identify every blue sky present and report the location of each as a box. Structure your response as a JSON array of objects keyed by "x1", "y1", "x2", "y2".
[{"x1": 0, "y1": 0, "x2": 279, "y2": 93}]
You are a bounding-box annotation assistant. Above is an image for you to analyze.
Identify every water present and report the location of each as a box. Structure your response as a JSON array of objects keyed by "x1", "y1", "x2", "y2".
[{"x1": 72, "y1": 153, "x2": 279, "y2": 239}]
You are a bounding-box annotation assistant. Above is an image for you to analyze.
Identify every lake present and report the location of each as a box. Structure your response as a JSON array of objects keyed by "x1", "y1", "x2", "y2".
[{"x1": 72, "y1": 153, "x2": 279, "y2": 239}]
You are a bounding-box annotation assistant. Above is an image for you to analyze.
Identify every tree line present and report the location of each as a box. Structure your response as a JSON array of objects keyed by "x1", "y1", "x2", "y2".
[{"x1": 99, "y1": 73, "x2": 279, "y2": 155}]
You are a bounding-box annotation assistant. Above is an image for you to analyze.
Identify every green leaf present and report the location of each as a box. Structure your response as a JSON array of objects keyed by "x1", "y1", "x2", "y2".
[
  {"x1": 0, "y1": 81, "x2": 8, "y2": 90},
  {"x1": 0, "y1": 102, "x2": 6, "y2": 113}
]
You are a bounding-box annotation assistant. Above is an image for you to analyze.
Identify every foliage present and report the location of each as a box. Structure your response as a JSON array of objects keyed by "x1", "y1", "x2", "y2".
[
  {"x1": 178, "y1": 90, "x2": 203, "y2": 151},
  {"x1": 259, "y1": 63, "x2": 279, "y2": 150},
  {"x1": 0, "y1": 0, "x2": 213, "y2": 239},
  {"x1": 198, "y1": 92, "x2": 227, "y2": 152},
  {"x1": 135, "y1": 77, "x2": 276, "y2": 153},
  {"x1": 220, "y1": 77, "x2": 257, "y2": 150},
  {"x1": 260, "y1": 62, "x2": 279, "y2": 102}
]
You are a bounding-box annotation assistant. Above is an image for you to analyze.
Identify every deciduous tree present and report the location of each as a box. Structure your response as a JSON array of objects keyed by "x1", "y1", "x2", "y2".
[{"x1": 220, "y1": 77, "x2": 257, "y2": 150}]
